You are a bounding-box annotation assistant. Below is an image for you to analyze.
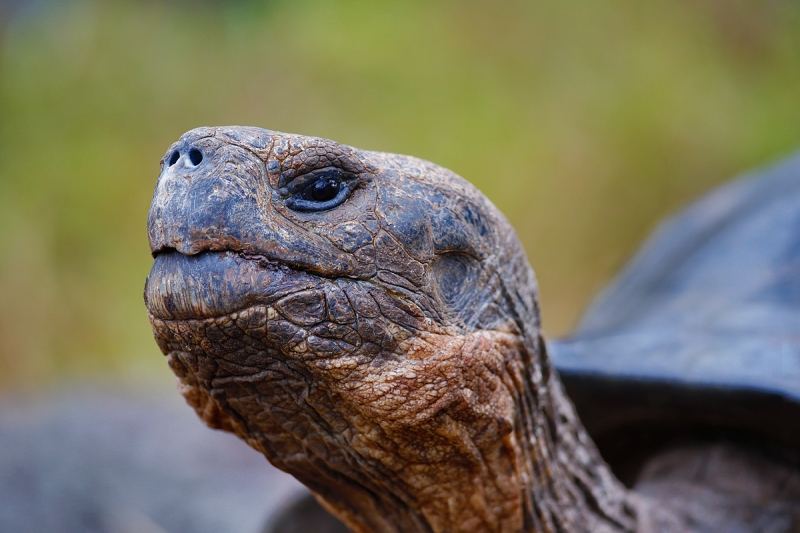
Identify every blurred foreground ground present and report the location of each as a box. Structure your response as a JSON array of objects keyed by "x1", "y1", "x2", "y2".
[
  {"x1": 1, "y1": 0, "x2": 800, "y2": 389},
  {"x1": 0, "y1": 384, "x2": 308, "y2": 533}
]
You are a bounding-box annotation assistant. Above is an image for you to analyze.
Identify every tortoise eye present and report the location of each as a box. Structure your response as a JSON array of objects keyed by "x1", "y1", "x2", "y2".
[
  {"x1": 311, "y1": 178, "x2": 341, "y2": 202},
  {"x1": 284, "y1": 169, "x2": 355, "y2": 212}
]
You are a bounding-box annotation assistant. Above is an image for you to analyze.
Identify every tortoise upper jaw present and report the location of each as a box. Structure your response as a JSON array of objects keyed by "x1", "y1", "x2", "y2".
[{"x1": 144, "y1": 250, "x2": 322, "y2": 321}]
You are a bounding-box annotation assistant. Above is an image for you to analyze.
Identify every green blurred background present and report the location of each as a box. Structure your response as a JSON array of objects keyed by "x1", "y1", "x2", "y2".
[{"x1": 1, "y1": 0, "x2": 800, "y2": 392}]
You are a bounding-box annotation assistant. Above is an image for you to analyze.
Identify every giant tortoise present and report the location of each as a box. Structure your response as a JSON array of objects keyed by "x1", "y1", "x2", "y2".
[{"x1": 144, "y1": 127, "x2": 800, "y2": 533}]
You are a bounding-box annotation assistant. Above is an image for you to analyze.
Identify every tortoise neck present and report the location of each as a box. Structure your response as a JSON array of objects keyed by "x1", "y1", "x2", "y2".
[
  {"x1": 509, "y1": 350, "x2": 638, "y2": 532},
  {"x1": 165, "y1": 314, "x2": 641, "y2": 532},
  {"x1": 318, "y1": 333, "x2": 640, "y2": 533}
]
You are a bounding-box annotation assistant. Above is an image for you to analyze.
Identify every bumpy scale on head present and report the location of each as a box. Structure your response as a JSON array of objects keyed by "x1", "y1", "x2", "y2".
[{"x1": 145, "y1": 127, "x2": 637, "y2": 533}]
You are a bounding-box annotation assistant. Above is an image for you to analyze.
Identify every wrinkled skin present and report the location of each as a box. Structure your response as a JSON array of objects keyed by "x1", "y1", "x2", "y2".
[
  {"x1": 145, "y1": 127, "x2": 799, "y2": 533},
  {"x1": 145, "y1": 127, "x2": 635, "y2": 533}
]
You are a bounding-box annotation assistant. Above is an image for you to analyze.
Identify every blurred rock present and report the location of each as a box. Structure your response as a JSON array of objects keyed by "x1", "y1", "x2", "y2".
[{"x1": 0, "y1": 385, "x2": 309, "y2": 533}]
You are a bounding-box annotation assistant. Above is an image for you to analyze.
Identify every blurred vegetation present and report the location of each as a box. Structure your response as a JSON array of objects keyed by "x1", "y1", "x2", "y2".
[{"x1": 1, "y1": 0, "x2": 800, "y2": 390}]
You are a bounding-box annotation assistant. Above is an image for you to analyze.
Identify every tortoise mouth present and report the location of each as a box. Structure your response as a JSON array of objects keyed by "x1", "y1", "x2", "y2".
[{"x1": 144, "y1": 250, "x2": 323, "y2": 321}]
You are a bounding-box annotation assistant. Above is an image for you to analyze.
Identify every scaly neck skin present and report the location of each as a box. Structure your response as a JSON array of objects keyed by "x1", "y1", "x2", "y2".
[
  {"x1": 344, "y1": 331, "x2": 641, "y2": 533},
  {"x1": 158, "y1": 313, "x2": 642, "y2": 533},
  {"x1": 509, "y1": 354, "x2": 639, "y2": 533}
]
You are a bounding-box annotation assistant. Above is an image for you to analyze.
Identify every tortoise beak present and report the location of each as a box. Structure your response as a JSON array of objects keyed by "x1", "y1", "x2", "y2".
[{"x1": 144, "y1": 250, "x2": 321, "y2": 320}]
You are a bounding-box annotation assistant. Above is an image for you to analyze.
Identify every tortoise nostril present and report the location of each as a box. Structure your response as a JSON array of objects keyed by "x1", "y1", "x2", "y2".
[
  {"x1": 168, "y1": 151, "x2": 180, "y2": 166},
  {"x1": 188, "y1": 149, "x2": 203, "y2": 166}
]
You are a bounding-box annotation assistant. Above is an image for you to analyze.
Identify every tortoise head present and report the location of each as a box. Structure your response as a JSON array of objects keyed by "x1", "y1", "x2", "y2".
[
  {"x1": 146, "y1": 126, "x2": 540, "y2": 333},
  {"x1": 145, "y1": 127, "x2": 587, "y2": 533}
]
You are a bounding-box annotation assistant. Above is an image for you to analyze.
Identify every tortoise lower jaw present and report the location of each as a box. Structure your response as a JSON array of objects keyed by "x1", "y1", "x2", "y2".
[{"x1": 144, "y1": 250, "x2": 321, "y2": 321}]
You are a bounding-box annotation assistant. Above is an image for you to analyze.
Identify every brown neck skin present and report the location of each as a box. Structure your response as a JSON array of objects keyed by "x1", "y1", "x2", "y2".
[
  {"x1": 339, "y1": 330, "x2": 641, "y2": 533},
  {"x1": 158, "y1": 313, "x2": 640, "y2": 533}
]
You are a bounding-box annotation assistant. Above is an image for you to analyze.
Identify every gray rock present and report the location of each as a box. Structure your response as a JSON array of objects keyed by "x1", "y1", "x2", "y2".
[{"x1": 0, "y1": 386, "x2": 308, "y2": 533}]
